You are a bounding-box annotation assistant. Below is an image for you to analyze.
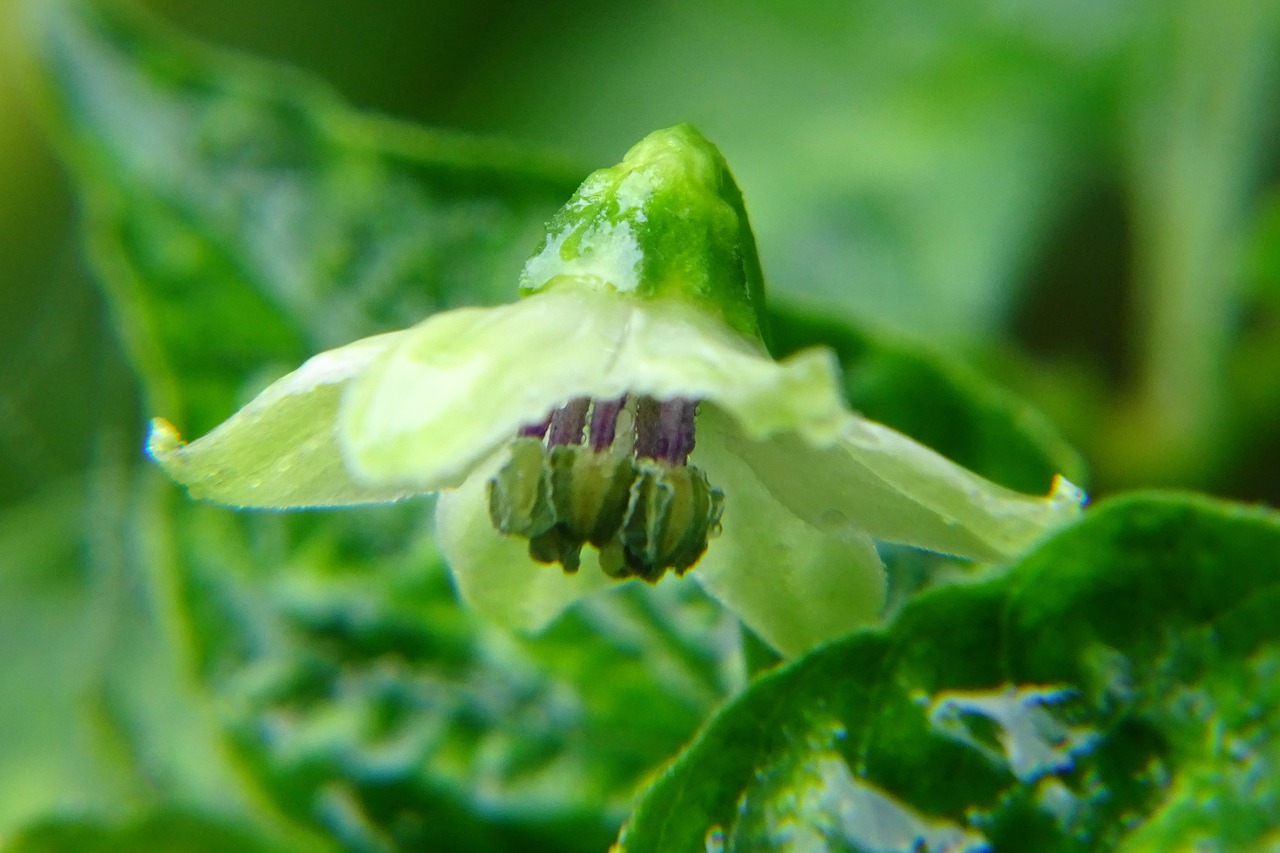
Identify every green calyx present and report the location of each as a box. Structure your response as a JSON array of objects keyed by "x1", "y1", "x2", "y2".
[
  {"x1": 518, "y1": 124, "x2": 769, "y2": 345},
  {"x1": 486, "y1": 438, "x2": 725, "y2": 583}
]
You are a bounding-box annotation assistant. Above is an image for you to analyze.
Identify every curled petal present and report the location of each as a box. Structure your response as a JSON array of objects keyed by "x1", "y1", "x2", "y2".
[
  {"x1": 341, "y1": 290, "x2": 630, "y2": 491},
  {"x1": 692, "y1": 427, "x2": 887, "y2": 657},
  {"x1": 708, "y1": 408, "x2": 1085, "y2": 563},
  {"x1": 434, "y1": 450, "x2": 613, "y2": 632},
  {"x1": 341, "y1": 285, "x2": 848, "y2": 491},
  {"x1": 148, "y1": 332, "x2": 415, "y2": 508}
]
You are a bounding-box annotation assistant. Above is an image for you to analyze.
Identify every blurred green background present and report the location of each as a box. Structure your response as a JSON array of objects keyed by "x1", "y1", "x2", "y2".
[
  {"x1": 3, "y1": 1, "x2": 1280, "y2": 850},
  {"x1": 4, "y1": 0, "x2": 1280, "y2": 511}
]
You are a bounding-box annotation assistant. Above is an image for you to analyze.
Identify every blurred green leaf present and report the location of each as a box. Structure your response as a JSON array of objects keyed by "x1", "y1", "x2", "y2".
[
  {"x1": 167, "y1": 500, "x2": 740, "y2": 852},
  {"x1": 0, "y1": 479, "x2": 137, "y2": 834},
  {"x1": 4, "y1": 808, "x2": 302, "y2": 853},
  {"x1": 0, "y1": 468, "x2": 327, "y2": 851},
  {"x1": 1246, "y1": 191, "x2": 1280, "y2": 302},
  {"x1": 618, "y1": 493, "x2": 1280, "y2": 852},
  {"x1": 31, "y1": 0, "x2": 579, "y2": 435}
]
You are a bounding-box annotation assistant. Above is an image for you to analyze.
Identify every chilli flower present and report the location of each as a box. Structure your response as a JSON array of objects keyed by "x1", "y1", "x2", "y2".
[{"x1": 149, "y1": 124, "x2": 1083, "y2": 656}]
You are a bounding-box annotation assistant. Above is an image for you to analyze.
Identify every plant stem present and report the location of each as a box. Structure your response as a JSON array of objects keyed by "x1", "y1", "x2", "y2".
[{"x1": 1116, "y1": 0, "x2": 1278, "y2": 484}]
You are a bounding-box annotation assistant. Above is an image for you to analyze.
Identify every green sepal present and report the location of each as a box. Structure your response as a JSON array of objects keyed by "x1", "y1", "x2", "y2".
[{"x1": 519, "y1": 124, "x2": 769, "y2": 345}]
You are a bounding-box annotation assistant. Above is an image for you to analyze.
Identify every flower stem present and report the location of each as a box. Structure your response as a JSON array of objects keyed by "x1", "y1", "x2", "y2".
[{"x1": 1112, "y1": 0, "x2": 1277, "y2": 484}]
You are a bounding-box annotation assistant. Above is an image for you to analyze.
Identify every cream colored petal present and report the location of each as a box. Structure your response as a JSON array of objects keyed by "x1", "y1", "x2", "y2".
[
  {"x1": 602, "y1": 294, "x2": 849, "y2": 446},
  {"x1": 337, "y1": 283, "x2": 1078, "y2": 575},
  {"x1": 149, "y1": 331, "x2": 417, "y2": 508},
  {"x1": 434, "y1": 450, "x2": 615, "y2": 632},
  {"x1": 340, "y1": 284, "x2": 847, "y2": 491},
  {"x1": 691, "y1": 427, "x2": 887, "y2": 657},
  {"x1": 705, "y1": 408, "x2": 1085, "y2": 564},
  {"x1": 341, "y1": 288, "x2": 631, "y2": 491}
]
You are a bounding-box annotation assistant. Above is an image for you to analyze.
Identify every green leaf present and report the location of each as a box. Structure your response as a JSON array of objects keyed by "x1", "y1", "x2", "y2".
[
  {"x1": 0, "y1": 470, "x2": 326, "y2": 851},
  {"x1": 769, "y1": 303, "x2": 1087, "y2": 495},
  {"x1": 617, "y1": 493, "x2": 1280, "y2": 852},
  {"x1": 3, "y1": 809, "x2": 300, "y2": 853},
  {"x1": 169, "y1": 500, "x2": 741, "y2": 853},
  {"x1": 30, "y1": 0, "x2": 578, "y2": 435},
  {"x1": 0, "y1": 479, "x2": 136, "y2": 834}
]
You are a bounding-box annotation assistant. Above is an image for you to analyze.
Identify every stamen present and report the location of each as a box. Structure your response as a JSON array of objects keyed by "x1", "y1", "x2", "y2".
[
  {"x1": 518, "y1": 416, "x2": 552, "y2": 439},
  {"x1": 633, "y1": 397, "x2": 664, "y2": 460},
  {"x1": 588, "y1": 395, "x2": 627, "y2": 452},
  {"x1": 547, "y1": 397, "x2": 590, "y2": 447},
  {"x1": 489, "y1": 397, "x2": 723, "y2": 584},
  {"x1": 634, "y1": 396, "x2": 698, "y2": 464},
  {"x1": 662, "y1": 398, "x2": 698, "y2": 465}
]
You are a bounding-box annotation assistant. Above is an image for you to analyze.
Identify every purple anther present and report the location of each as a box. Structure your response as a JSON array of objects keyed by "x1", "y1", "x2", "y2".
[
  {"x1": 634, "y1": 396, "x2": 699, "y2": 464},
  {"x1": 518, "y1": 416, "x2": 552, "y2": 439},
  {"x1": 547, "y1": 397, "x2": 590, "y2": 446},
  {"x1": 588, "y1": 395, "x2": 627, "y2": 452}
]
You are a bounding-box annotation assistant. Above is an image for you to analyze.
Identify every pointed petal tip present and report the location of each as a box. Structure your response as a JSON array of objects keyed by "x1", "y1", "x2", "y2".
[
  {"x1": 146, "y1": 416, "x2": 184, "y2": 465},
  {"x1": 1049, "y1": 474, "x2": 1088, "y2": 512}
]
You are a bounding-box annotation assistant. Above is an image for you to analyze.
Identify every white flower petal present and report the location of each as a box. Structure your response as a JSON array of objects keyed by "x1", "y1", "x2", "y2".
[
  {"x1": 341, "y1": 288, "x2": 631, "y2": 491},
  {"x1": 148, "y1": 331, "x2": 416, "y2": 508},
  {"x1": 708, "y1": 407, "x2": 1084, "y2": 563},
  {"x1": 340, "y1": 284, "x2": 848, "y2": 491},
  {"x1": 692, "y1": 426, "x2": 887, "y2": 657},
  {"x1": 434, "y1": 450, "x2": 614, "y2": 632}
]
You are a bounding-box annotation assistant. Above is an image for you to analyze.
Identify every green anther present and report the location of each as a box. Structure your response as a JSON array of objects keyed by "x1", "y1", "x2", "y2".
[
  {"x1": 487, "y1": 437, "x2": 725, "y2": 582},
  {"x1": 622, "y1": 468, "x2": 675, "y2": 583},
  {"x1": 487, "y1": 438, "x2": 555, "y2": 538},
  {"x1": 548, "y1": 445, "x2": 638, "y2": 547},
  {"x1": 597, "y1": 538, "x2": 629, "y2": 580},
  {"x1": 621, "y1": 463, "x2": 726, "y2": 583},
  {"x1": 659, "y1": 466, "x2": 726, "y2": 572},
  {"x1": 527, "y1": 523, "x2": 583, "y2": 574}
]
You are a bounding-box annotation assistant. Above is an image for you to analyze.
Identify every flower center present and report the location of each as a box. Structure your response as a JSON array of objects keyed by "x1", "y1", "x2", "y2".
[{"x1": 487, "y1": 395, "x2": 725, "y2": 583}]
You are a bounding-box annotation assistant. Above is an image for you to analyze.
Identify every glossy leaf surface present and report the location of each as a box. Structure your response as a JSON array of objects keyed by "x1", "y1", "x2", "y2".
[{"x1": 619, "y1": 494, "x2": 1280, "y2": 852}]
